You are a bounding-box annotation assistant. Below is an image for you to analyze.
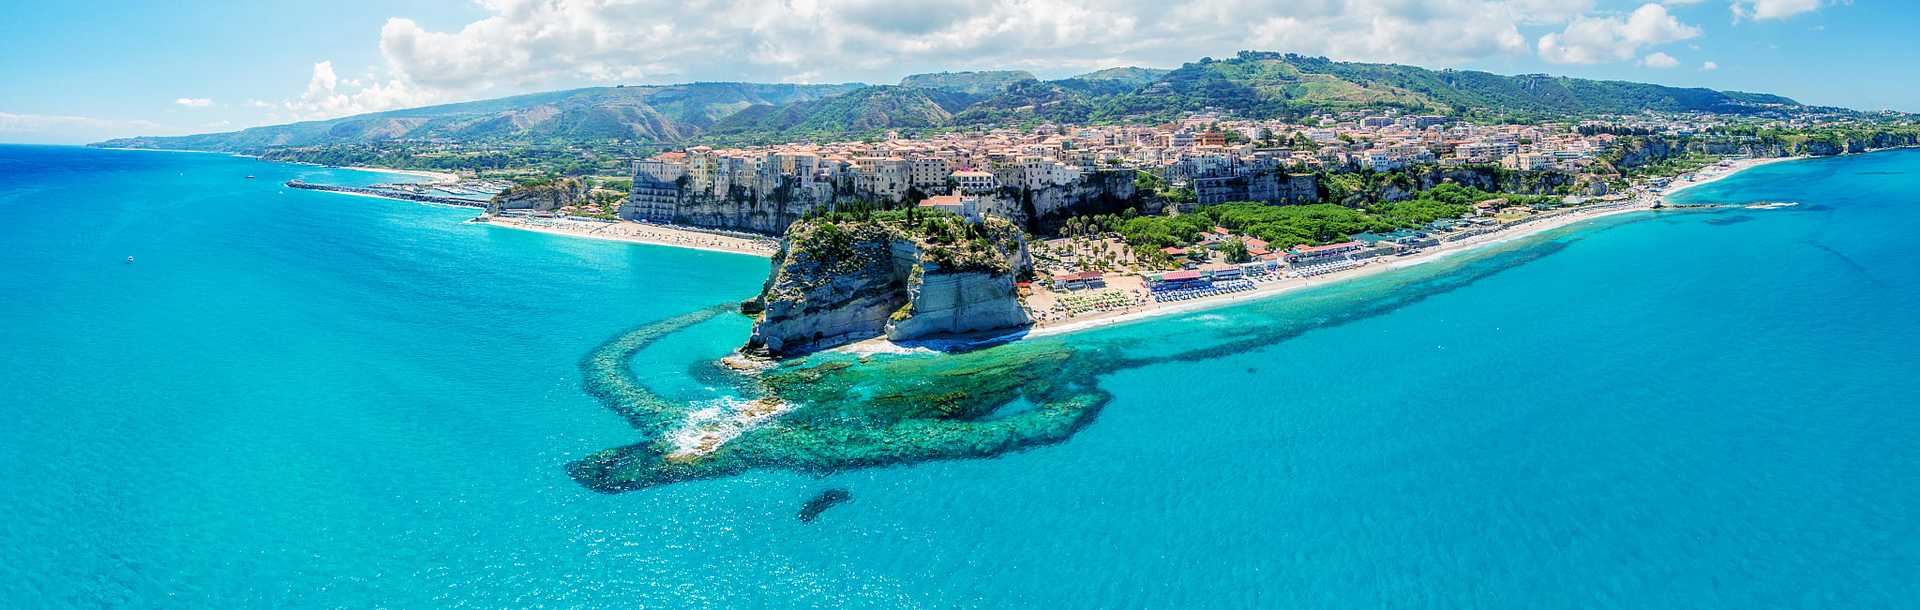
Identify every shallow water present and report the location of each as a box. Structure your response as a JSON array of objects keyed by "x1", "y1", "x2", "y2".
[{"x1": 4, "y1": 145, "x2": 1918, "y2": 607}]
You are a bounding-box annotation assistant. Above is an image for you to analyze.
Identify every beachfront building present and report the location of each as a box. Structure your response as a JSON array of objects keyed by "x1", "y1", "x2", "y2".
[
  {"x1": 1050, "y1": 271, "x2": 1106, "y2": 291},
  {"x1": 1289, "y1": 241, "x2": 1364, "y2": 262},
  {"x1": 1150, "y1": 269, "x2": 1209, "y2": 292},
  {"x1": 625, "y1": 159, "x2": 687, "y2": 223}
]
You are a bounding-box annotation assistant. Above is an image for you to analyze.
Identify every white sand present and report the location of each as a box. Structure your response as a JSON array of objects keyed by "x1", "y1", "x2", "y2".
[
  {"x1": 1660, "y1": 156, "x2": 1805, "y2": 202},
  {"x1": 1018, "y1": 201, "x2": 1654, "y2": 340},
  {"x1": 481, "y1": 216, "x2": 779, "y2": 257},
  {"x1": 338, "y1": 166, "x2": 461, "y2": 183}
]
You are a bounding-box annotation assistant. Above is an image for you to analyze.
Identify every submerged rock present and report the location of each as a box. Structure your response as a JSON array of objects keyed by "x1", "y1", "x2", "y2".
[{"x1": 798, "y1": 488, "x2": 852, "y2": 522}]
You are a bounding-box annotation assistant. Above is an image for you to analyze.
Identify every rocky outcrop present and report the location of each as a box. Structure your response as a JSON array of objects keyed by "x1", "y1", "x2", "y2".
[
  {"x1": 1005, "y1": 169, "x2": 1139, "y2": 225},
  {"x1": 745, "y1": 217, "x2": 1030, "y2": 357},
  {"x1": 1609, "y1": 130, "x2": 1920, "y2": 170},
  {"x1": 489, "y1": 177, "x2": 585, "y2": 212},
  {"x1": 648, "y1": 181, "x2": 840, "y2": 235}
]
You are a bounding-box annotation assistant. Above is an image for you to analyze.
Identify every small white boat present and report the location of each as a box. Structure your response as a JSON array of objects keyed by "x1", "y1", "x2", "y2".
[{"x1": 126, "y1": 256, "x2": 134, "y2": 264}]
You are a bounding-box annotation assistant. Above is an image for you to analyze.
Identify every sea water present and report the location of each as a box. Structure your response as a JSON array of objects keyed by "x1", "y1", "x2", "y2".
[{"x1": 2, "y1": 145, "x2": 1917, "y2": 607}]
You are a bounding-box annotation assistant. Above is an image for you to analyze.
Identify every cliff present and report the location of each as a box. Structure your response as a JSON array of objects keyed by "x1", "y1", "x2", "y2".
[
  {"x1": 745, "y1": 215, "x2": 1030, "y2": 357},
  {"x1": 490, "y1": 177, "x2": 585, "y2": 212},
  {"x1": 623, "y1": 168, "x2": 1138, "y2": 236},
  {"x1": 1608, "y1": 130, "x2": 1920, "y2": 170},
  {"x1": 1318, "y1": 165, "x2": 1594, "y2": 206}
]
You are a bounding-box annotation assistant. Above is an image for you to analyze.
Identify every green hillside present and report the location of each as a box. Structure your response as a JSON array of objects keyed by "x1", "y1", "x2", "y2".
[
  {"x1": 707, "y1": 86, "x2": 953, "y2": 140},
  {"x1": 1094, "y1": 52, "x2": 1799, "y2": 120},
  {"x1": 1068, "y1": 66, "x2": 1170, "y2": 85},
  {"x1": 93, "y1": 50, "x2": 1814, "y2": 154},
  {"x1": 898, "y1": 70, "x2": 1039, "y2": 95},
  {"x1": 93, "y1": 82, "x2": 862, "y2": 151}
]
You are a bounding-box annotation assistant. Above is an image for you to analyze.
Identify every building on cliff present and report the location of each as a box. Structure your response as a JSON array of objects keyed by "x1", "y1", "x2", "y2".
[
  {"x1": 624, "y1": 148, "x2": 1138, "y2": 235},
  {"x1": 626, "y1": 159, "x2": 685, "y2": 223}
]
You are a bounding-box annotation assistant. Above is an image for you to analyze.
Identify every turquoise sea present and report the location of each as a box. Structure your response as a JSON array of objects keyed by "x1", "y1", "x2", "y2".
[{"x1": 3, "y1": 144, "x2": 1918, "y2": 608}]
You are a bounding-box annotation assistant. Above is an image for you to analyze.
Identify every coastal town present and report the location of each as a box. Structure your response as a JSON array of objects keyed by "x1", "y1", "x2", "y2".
[{"x1": 442, "y1": 106, "x2": 1896, "y2": 352}]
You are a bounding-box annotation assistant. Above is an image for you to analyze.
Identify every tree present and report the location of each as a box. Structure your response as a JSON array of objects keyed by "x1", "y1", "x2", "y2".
[{"x1": 1221, "y1": 237, "x2": 1252, "y2": 263}]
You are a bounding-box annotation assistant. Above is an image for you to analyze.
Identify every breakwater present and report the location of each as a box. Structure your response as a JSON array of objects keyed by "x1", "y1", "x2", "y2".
[{"x1": 285, "y1": 179, "x2": 486, "y2": 207}]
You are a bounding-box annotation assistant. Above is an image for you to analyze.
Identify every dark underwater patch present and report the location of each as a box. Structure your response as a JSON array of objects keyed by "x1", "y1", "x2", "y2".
[{"x1": 567, "y1": 230, "x2": 1588, "y2": 492}]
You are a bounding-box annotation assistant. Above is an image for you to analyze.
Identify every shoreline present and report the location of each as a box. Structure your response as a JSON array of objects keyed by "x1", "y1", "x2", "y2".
[
  {"x1": 1659, "y1": 155, "x2": 1804, "y2": 202},
  {"x1": 1009, "y1": 154, "x2": 1815, "y2": 343},
  {"x1": 336, "y1": 165, "x2": 460, "y2": 183},
  {"x1": 835, "y1": 200, "x2": 1657, "y2": 357},
  {"x1": 479, "y1": 215, "x2": 778, "y2": 258},
  {"x1": 1021, "y1": 203, "x2": 1649, "y2": 342},
  {"x1": 839, "y1": 153, "x2": 1811, "y2": 356}
]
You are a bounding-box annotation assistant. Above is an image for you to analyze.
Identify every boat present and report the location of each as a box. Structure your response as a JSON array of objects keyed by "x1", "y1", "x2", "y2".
[
  {"x1": 125, "y1": 256, "x2": 134, "y2": 264},
  {"x1": 244, "y1": 175, "x2": 255, "y2": 179}
]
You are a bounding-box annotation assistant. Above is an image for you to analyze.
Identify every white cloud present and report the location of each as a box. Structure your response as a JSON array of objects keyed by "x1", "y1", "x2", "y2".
[
  {"x1": 263, "y1": 0, "x2": 1654, "y2": 121},
  {"x1": 1538, "y1": 3, "x2": 1700, "y2": 64},
  {"x1": 275, "y1": 60, "x2": 440, "y2": 121},
  {"x1": 1702, "y1": 60, "x2": 1720, "y2": 70},
  {"x1": 1641, "y1": 52, "x2": 1681, "y2": 68},
  {"x1": 1730, "y1": 0, "x2": 1823, "y2": 21},
  {"x1": 174, "y1": 97, "x2": 213, "y2": 108}
]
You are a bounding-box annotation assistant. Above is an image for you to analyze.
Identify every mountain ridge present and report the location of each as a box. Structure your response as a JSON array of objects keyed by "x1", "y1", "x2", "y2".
[{"x1": 94, "y1": 51, "x2": 1814, "y2": 151}]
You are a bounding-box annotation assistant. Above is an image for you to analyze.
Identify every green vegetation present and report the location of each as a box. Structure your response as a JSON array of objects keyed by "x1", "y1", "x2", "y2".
[
  {"x1": 93, "y1": 82, "x2": 862, "y2": 152},
  {"x1": 1220, "y1": 238, "x2": 1252, "y2": 263},
  {"x1": 1113, "y1": 183, "x2": 1545, "y2": 251},
  {"x1": 99, "y1": 51, "x2": 1827, "y2": 165},
  {"x1": 1077, "y1": 51, "x2": 1800, "y2": 123},
  {"x1": 791, "y1": 207, "x2": 1023, "y2": 275},
  {"x1": 1131, "y1": 171, "x2": 1195, "y2": 204},
  {"x1": 708, "y1": 86, "x2": 953, "y2": 141}
]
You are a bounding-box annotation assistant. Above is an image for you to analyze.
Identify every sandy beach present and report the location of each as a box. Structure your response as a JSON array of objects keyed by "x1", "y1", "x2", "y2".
[
  {"x1": 339, "y1": 166, "x2": 461, "y2": 183},
  {"x1": 1026, "y1": 201, "x2": 1654, "y2": 339},
  {"x1": 1661, "y1": 155, "x2": 1804, "y2": 201},
  {"x1": 480, "y1": 215, "x2": 779, "y2": 257},
  {"x1": 834, "y1": 198, "x2": 1660, "y2": 357},
  {"x1": 1006, "y1": 155, "x2": 1816, "y2": 343}
]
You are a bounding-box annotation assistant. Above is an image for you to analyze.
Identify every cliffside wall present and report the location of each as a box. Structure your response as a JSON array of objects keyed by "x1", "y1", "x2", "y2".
[
  {"x1": 1609, "y1": 131, "x2": 1920, "y2": 170},
  {"x1": 623, "y1": 169, "x2": 1137, "y2": 236},
  {"x1": 745, "y1": 217, "x2": 1030, "y2": 357}
]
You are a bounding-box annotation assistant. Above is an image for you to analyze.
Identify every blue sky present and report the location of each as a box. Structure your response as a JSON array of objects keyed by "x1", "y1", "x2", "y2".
[{"x1": 1, "y1": 0, "x2": 1908, "y2": 144}]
